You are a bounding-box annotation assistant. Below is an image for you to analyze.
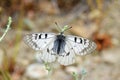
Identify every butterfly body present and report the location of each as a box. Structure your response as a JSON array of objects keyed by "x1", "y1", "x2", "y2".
[
  {"x1": 24, "y1": 26, "x2": 96, "y2": 65},
  {"x1": 53, "y1": 34, "x2": 66, "y2": 55}
]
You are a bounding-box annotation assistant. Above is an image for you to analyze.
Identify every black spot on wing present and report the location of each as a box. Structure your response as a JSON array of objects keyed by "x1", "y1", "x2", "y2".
[
  {"x1": 79, "y1": 38, "x2": 82, "y2": 43},
  {"x1": 74, "y1": 37, "x2": 77, "y2": 42},
  {"x1": 47, "y1": 48, "x2": 49, "y2": 53},
  {"x1": 66, "y1": 52, "x2": 70, "y2": 56},
  {"x1": 39, "y1": 34, "x2": 42, "y2": 39},
  {"x1": 33, "y1": 42, "x2": 38, "y2": 48},
  {"x1": 45, "y1": 34, "x2": 47, "y2": 38},
  {"x1": 35, "y1": 34, "x2": 38, "y2": 40}
]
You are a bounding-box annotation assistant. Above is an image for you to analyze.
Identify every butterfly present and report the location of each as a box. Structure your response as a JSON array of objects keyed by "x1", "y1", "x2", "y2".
[{"x1": 23, "y1": 25, "x2": 97, "y2": 66}]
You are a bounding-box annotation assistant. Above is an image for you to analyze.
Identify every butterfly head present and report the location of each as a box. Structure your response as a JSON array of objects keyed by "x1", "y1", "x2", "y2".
[{"x1": 60, "y1": 25, "x2": 72, "y2": 35}]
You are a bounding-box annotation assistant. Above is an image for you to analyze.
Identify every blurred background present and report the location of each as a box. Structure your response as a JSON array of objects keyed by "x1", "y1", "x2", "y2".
[{"x1": 0, "y1": 0, "x2": 120, "y2": 80}]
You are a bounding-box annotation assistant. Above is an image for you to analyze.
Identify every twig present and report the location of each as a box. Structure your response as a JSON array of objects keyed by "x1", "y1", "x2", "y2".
[{"x1": 0, "y1": 17, "x2": 12, "y2": 42}]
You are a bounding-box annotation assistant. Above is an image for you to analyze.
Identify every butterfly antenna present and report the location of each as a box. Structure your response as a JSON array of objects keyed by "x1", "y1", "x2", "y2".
[
  {"x1": 61, "y1": 25, "x2": 72, "y2": 34},
  {"x1": 55, "y1": 22, "x2": 62, "y2": 32}
]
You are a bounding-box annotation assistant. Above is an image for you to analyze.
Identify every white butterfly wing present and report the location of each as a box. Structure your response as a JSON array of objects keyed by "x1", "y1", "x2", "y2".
[
  {"x1": 57, "y1": 41, "x2": 76, "y2": 65},
  {"x1": 36, "y1": 40, "x2": 56, "y2": 63},
  {"x1": 23, "y1": 33, "x2": 56, "y2": 51},
  {"x1": 57, "y1": 50, "x2": 75, "y2": 65},
  {"x1": 24, "y1": 33, "x2": 96, "y2": 65},
  {"x1": 66, "y1": 35, "x2": 97, "y2": 56}
]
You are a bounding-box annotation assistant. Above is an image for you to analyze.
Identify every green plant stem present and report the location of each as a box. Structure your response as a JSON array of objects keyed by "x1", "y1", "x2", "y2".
[
  {"x1": 72, "y1": 72, "x2": 78, "y2": 80},
  {"x1": 0, "y1": 69, "x2": 11, "y2": 80},
  {"x1": 44, "y1": 62, "x2": 52, "y2": 80},
  {"x1": 80, "y1": 68, "x2": 87, "y2": 80},
  {"x1": 0, "y1": 17, "x2": 12, "y2": 42}
]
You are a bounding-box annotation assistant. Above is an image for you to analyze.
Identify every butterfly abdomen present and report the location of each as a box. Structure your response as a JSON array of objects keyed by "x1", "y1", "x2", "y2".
[{"x1": 53, "y1": 35, "x2": 66, "y2": 55}]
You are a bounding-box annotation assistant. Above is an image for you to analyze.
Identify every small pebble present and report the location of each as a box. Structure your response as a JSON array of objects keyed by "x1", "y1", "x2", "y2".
[{"x1": 25, "y1": 63, "x2": 47, "y2": 79}]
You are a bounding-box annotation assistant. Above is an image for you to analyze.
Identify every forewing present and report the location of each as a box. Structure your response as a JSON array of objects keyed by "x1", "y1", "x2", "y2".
[
  {"x1": 23, "y1": 33, "x2": 56, "y2": 51},
  {"x1": 66, "y1": 35, "x2": 96, "y2": 55}
]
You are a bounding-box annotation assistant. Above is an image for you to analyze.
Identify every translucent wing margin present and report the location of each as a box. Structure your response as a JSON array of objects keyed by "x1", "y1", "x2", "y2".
[
  {"x1": 66, "y1": 35, "x2": 97, "y2": 55},
  {"x1": 23, "y1": 33, "x2": 56, "y2": 50}
]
